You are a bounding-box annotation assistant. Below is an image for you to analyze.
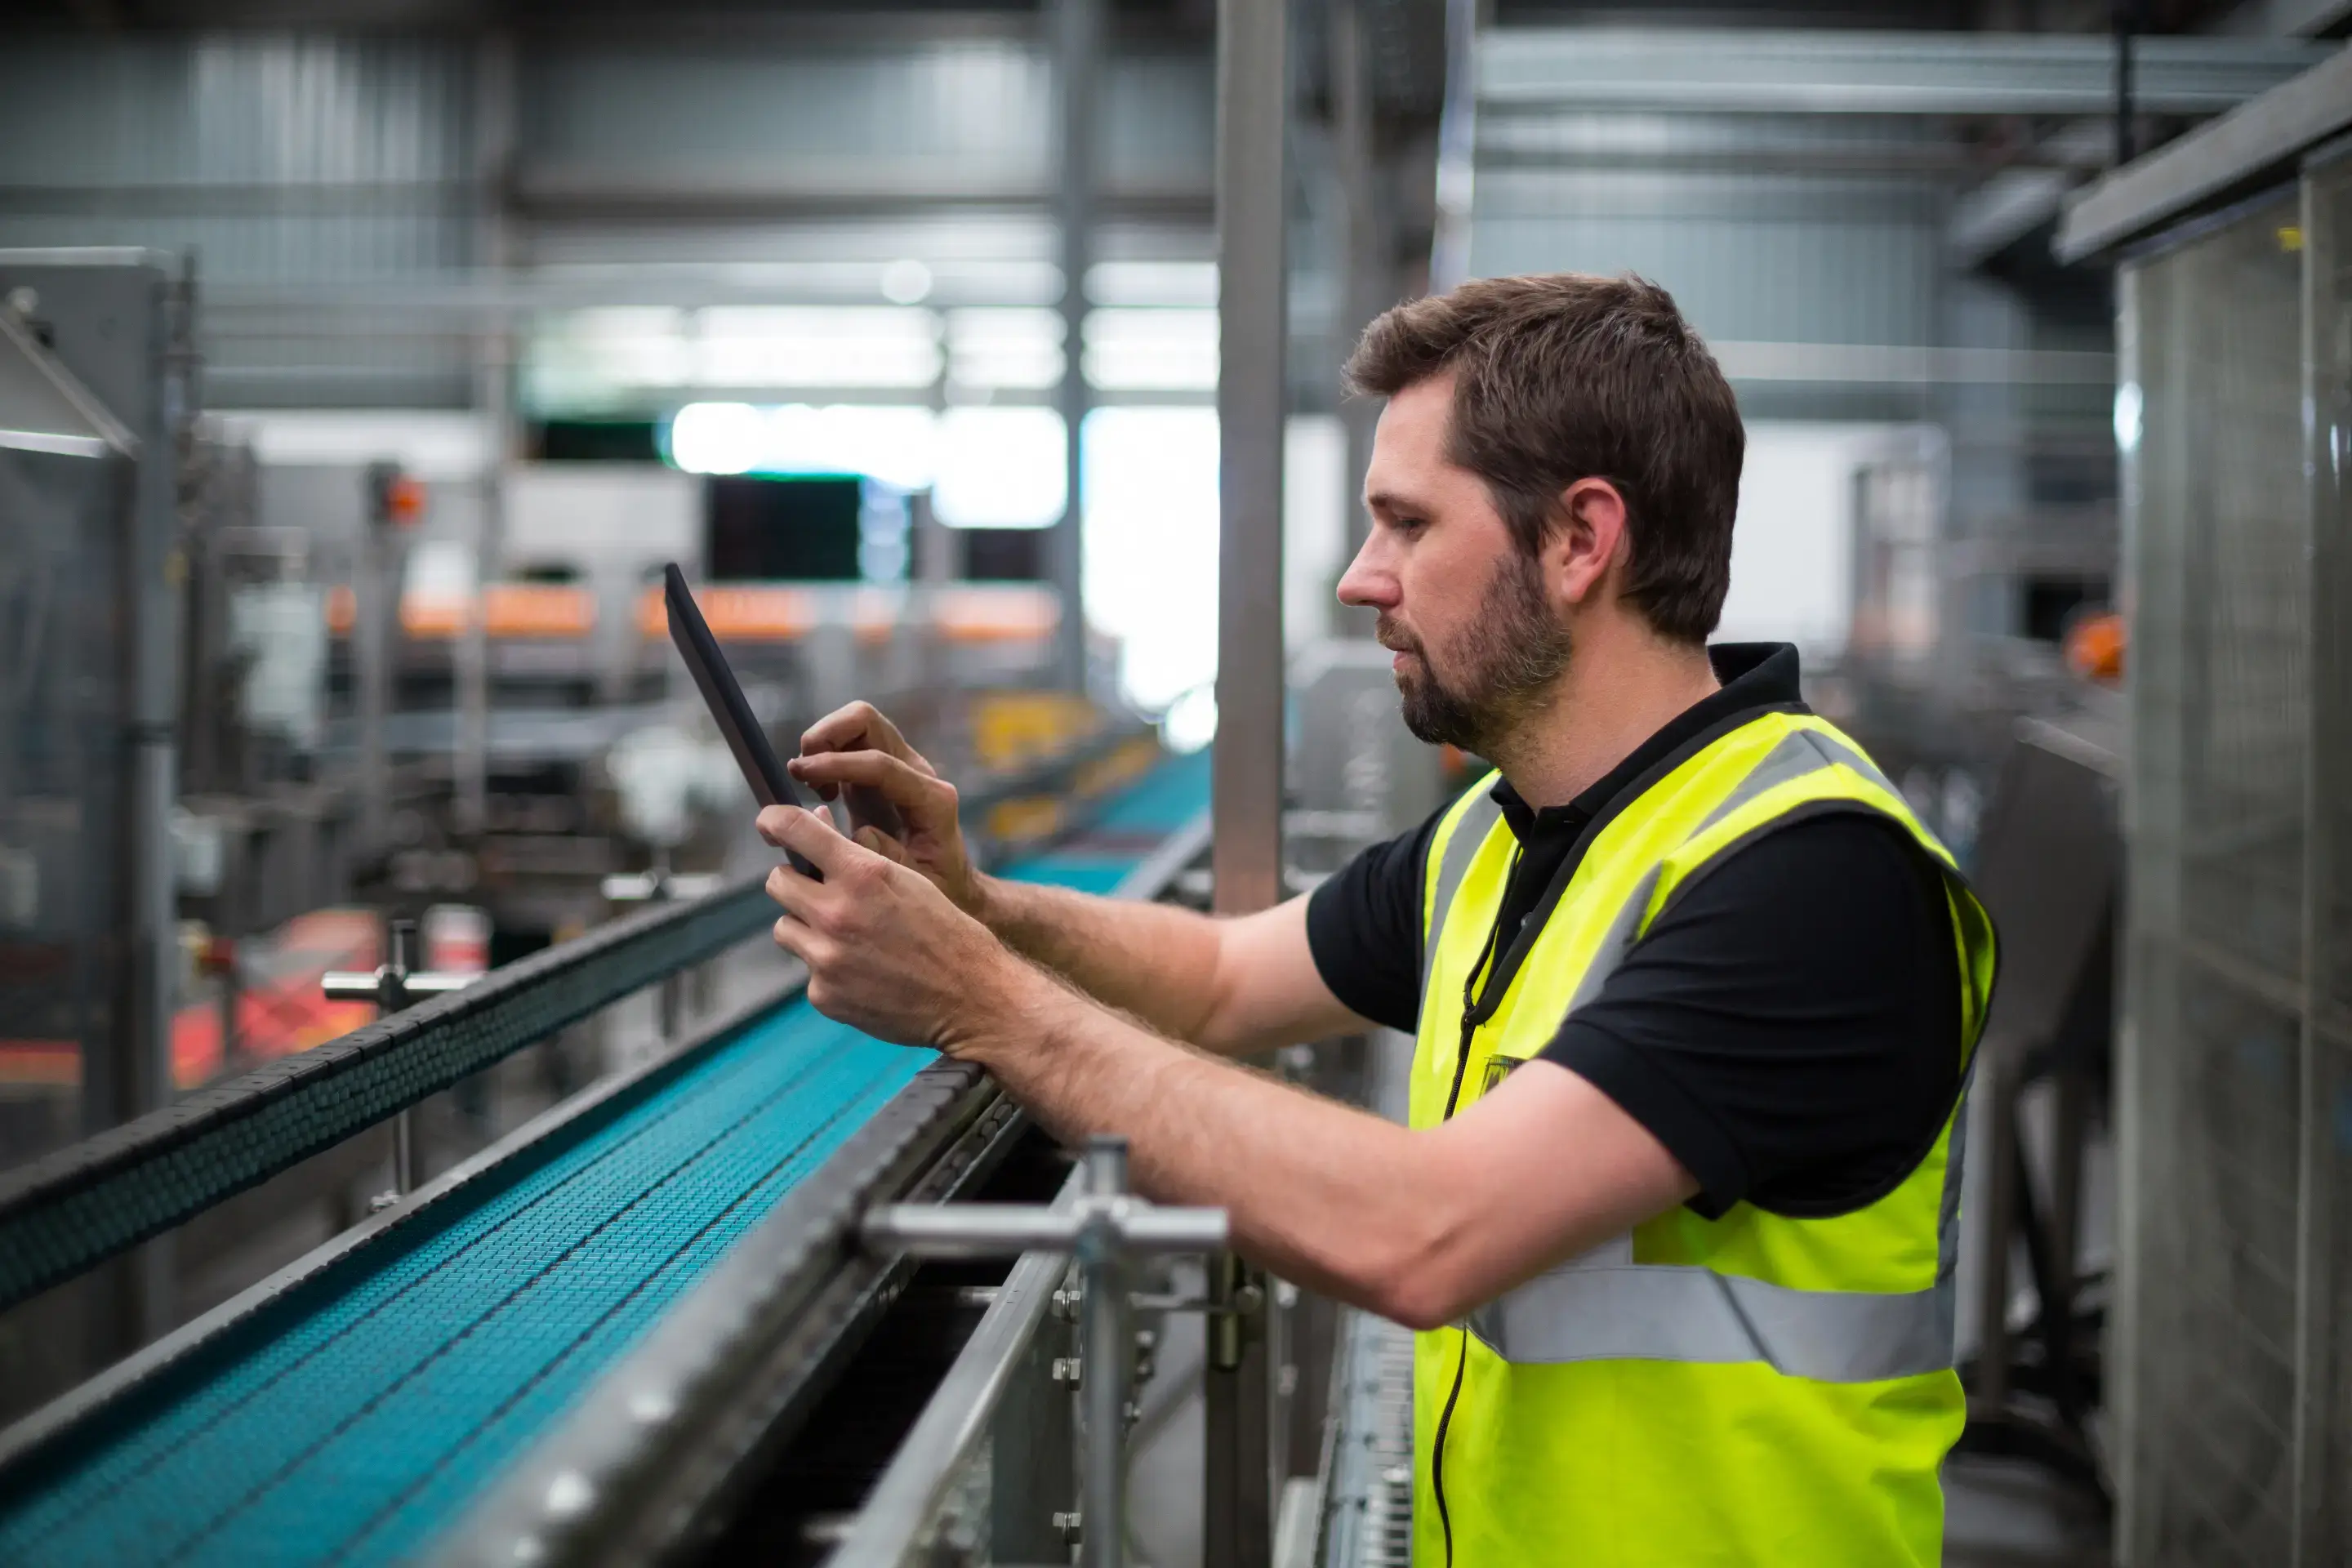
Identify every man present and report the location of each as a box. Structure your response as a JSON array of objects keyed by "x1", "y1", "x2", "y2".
[{"x1": 755, "y1": 273, "x2": 1996, "y2": 1567}]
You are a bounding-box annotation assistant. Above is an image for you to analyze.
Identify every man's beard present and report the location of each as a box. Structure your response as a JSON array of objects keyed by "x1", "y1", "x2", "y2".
[{"x1": 1381, "y1": 549, "x2": 1572, "y2": 755}]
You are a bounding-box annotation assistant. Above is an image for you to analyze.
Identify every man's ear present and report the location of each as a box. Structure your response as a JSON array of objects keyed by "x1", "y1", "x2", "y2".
[{"x1": 1551, "y1": 477, "x2": 1629, "y2": 608}]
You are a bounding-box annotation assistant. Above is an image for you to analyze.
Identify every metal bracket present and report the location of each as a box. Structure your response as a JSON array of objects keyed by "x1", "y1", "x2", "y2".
[
  {"x1": 322, "y1": 917, "x2": 479, "y2": 1204},
  {"x1": 862, "y1": 1137, "x2": 1228, "y2": 1568}
]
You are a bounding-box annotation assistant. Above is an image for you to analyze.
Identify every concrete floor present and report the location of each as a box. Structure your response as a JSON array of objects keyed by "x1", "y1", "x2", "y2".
[{"x1": 1945, "y1": 1453, "x2": 2110, "y2": 1566}]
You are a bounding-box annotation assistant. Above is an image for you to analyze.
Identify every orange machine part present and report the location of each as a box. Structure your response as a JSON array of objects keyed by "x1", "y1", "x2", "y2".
[{"x1": 2064, "y1": 610, "x2": 2125, "y2": 685}]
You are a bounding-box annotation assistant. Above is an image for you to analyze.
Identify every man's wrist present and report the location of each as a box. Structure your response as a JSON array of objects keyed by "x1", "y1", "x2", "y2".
[
  {"x1": 938, "y1": 950, "x2": 1061, "y2": 1069},
  {"x1": 963, "y1": 868, "x2": 1001, "y2": 929}
]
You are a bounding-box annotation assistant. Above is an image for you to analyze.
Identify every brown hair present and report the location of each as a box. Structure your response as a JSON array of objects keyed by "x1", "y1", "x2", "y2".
[{"x1": 1344, "y1": 272, "x2": 1744, "y2": 645}]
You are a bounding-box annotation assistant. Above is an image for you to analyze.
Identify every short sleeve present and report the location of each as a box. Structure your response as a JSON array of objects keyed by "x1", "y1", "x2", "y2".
[
  {"x1": 1304, "y1": 804, "x2": 1449, "y2": 1035},
  {"x1": 1539, "y1": 813, "x2": 1963, "y2": 1219}
]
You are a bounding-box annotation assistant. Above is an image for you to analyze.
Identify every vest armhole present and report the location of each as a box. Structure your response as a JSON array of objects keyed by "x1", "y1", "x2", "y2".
[{"x1": 1645, "y1": 798, "x2": 1982, "y2": 1221}]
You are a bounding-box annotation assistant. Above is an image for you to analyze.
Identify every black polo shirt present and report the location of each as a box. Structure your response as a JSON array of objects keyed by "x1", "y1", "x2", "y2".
[{"x1": 1305, "y1": 643, "x2": 1964, "y2": 1220}]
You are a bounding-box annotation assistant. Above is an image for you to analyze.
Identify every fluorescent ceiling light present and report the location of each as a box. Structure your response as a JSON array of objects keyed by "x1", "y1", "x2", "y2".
[
  {"x1": 1086, "y1": 261, "x2": 1219, "y2": 308},
  {"x1": 696, "y1": 307, "x2": 942, "y2": 389},
  {"x1": 946, "y1": 308, "x2": 1065, "y2": 390},
  {"x1": 1084, "y1": 309, "x2": 1218, "y2": 392}
]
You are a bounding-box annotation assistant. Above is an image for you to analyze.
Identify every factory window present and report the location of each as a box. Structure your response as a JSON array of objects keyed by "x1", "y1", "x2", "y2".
[
  {"x1": 1084, "y1": 406, "x2": 1220, "y2": 711},
  {"x1": 933, "y1": 408, "x2": 1067, "y2": 529}
]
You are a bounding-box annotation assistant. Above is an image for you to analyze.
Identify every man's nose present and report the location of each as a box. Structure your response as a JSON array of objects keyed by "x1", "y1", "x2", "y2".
[{"x1": 1335, "y1": 534, "x2": 1397, "y2": 610}]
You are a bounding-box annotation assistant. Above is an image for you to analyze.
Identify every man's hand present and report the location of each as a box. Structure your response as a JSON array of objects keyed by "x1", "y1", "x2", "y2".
[
  {"x1": 787, "y1": 702, "x2": 982, "y2": 918},
  {"x1": 757, "y1": 801, "x2": 1027, "y2": 1053}
]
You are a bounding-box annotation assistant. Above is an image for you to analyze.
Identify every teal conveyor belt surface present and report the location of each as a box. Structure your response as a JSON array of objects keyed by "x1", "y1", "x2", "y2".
[{"x1": 0, "y1": 751, "x2": 1209, "y2": 1568}]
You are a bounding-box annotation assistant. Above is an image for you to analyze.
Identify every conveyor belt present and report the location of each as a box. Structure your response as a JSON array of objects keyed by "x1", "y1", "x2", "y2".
[{"x1": 0, "y1": 750, "x2": 1210, "y2": 1568}]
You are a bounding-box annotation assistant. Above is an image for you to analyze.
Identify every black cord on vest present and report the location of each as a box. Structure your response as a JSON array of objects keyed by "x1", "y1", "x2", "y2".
[{"x1": 1431, "y1": 844, "x2": 1524, "y2": 1568}]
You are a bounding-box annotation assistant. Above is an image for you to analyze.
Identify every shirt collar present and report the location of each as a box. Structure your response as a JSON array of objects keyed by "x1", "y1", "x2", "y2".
[{"x1": 1490, "y1": 643, "x2": 1805, "y2": 843}]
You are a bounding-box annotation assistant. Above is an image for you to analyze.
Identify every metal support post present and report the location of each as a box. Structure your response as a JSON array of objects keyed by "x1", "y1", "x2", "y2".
[
  {"x1": 323, "y1": 916, "x2": 482, "y2": 1206},
  {"x1": 457, "y1": 33, "x2": 520, "y2": 840},
  {"x1": 1080, "y1": 1140, "x2": 1134, "y2": 1568},
  {"x1": 354, "y1": 497, "x2": 392, "y2": 856},
  {"x1": 863, "y1": 1136, "x2": 1229, "y2": 1568},
  {"x1": 1052, "y1": 0, "x2": 1101, "y2": 693},
  {"x1": 1211, "y1": 0, "x2": 1289, "y2": 1560}
]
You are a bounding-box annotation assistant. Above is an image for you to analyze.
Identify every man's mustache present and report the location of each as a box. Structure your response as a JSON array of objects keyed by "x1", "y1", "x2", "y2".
[{"x1": 1375, "y1": 619, "x2": 1422, "y2": 657}]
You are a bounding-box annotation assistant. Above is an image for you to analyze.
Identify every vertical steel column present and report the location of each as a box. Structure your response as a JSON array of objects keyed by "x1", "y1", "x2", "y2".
[
  {"x1": 1212, "y1": 0, "x2": 1289, "y2": 924},
  {"x1": 1428, "y1": 0, "x2": 1481, "y2": 293},
  {"x1": 2289, "y1": 157, "x2": 2345, "y2": 1568},
  {"x1": 1052, "y1": 0, "x2": 1101, "y2": 693},
  {"x1": 1209, "y1": 3, "x2": 1288, "y2": 1566},
  {"x1": 1331, "y1": 0, "x2": 1382, "y2": 584},
  {"x1": 457, "y1": 34, "x2": 519, "y2": 839}
]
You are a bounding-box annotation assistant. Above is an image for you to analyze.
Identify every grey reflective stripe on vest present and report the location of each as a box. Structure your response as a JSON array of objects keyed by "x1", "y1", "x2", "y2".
[
  {"x1": 1466, "y1": 1254, "x2": 1957, "y2": 1384},
  {"x1": 1419, "y1": 790, "x2": 1504, "y2": 1004},
  {"x1": 1687, "y1": 725, "x2": 1903, "y2": 844},
  {"x1": 1937, "y1": 1062, "x2": 1976, "y2": 1284},
  {"x1": 1467, "y1": 1067, "x2": 1974, "y2": 1383}
]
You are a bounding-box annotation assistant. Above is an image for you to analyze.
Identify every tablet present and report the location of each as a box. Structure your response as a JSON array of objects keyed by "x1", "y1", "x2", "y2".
[{"x1": 662, "y1": 564, "x2": 822, "y2": 880}]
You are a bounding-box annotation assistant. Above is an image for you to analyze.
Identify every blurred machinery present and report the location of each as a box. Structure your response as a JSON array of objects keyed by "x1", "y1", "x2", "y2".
[
  {"x1": 0, "y1": 743, "x2": 1227, "y2": 1568},
  {"x1": 2056, "y1": 46, "x2": 2352, "y2": 1568},
  {"x1": 0, "y1": 252, "x2": 196, "y2": 1193},
  {"x1": 1951, "y1": 713, "x2": 2121, "y2": 1501}
]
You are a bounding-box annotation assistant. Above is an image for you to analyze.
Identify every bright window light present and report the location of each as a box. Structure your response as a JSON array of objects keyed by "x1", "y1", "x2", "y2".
[
  {"x1": 1084, "y1": 309, "x2": 1219, "y2": 392},
  {"x1": 696, "y1": 307, "x2": 942, "y2": 389},
  {"x1": 667, "y1": 402, "x2": 769, "y2": 475},
  {"x1": 1160, "y1": 686, "x2": 1218, "y2": 752},
  {"x1": 764, "y1": 405, "x2": 938, "y2": 491},
  {"x1": 946, "y1": 308, "x2": 1065, "y2": 390},
  {"x1": 666, "y1": 403, "x2": 939, "y2": 489},
  {"x1": 1082, "y1": 406, "x2": 1219, "y2": 710},
  {"x1": 933, "y1": 408, "x2": 1067, "y2": 529}
]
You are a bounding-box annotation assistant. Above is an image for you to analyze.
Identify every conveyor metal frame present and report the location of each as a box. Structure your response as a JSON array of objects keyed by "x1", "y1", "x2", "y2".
[
  {"x1": 0, "y1": 737, "x2": 1208, "y2": 1565},
  {"x1": 439, "y1": 808, "x2": 1216, "y2": 1567},
  {"x1": 0, "y1": 723, "x2": 1158, "y2": 1314}
]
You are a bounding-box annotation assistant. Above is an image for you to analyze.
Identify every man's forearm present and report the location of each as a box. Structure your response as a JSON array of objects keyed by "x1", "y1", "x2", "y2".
[
  {"x1": 948, "y1": 956, "x2": 1699, "y2": 1332},
  {"x1": 974, "y1": 873, "x2": 1231, "y2": 1045},
  {"x1": 954, "y1": 959, "x2": 1438, "y2": 1316}
]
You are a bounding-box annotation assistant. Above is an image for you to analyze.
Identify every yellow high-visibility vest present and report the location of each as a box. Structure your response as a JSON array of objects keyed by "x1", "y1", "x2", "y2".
[{"x1": 1411, "y1": 710, "x2": 1998, "y2": 1567}]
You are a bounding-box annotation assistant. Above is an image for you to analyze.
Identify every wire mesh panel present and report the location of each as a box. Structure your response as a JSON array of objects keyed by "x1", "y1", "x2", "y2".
[
  {"x1": 2301, "y1": 146, "x2": 2352, "y2": 1563},
  {"x1": 2118, "y1": 190, "x2": 2308, "y2": 1567},
  {"x1": 0, "y1": 443, "x2": 128, "y2": 1177}
]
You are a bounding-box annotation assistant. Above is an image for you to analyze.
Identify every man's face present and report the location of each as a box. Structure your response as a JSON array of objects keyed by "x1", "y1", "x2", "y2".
[{"x1": 1337, "y1": 376, "x2": 1574, "y2": 754}]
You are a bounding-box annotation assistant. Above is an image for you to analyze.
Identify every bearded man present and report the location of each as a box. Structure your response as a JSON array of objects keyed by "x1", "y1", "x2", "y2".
[{"x1": 754, "y1": 273, "x2": 1997, "y2": 1567}]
